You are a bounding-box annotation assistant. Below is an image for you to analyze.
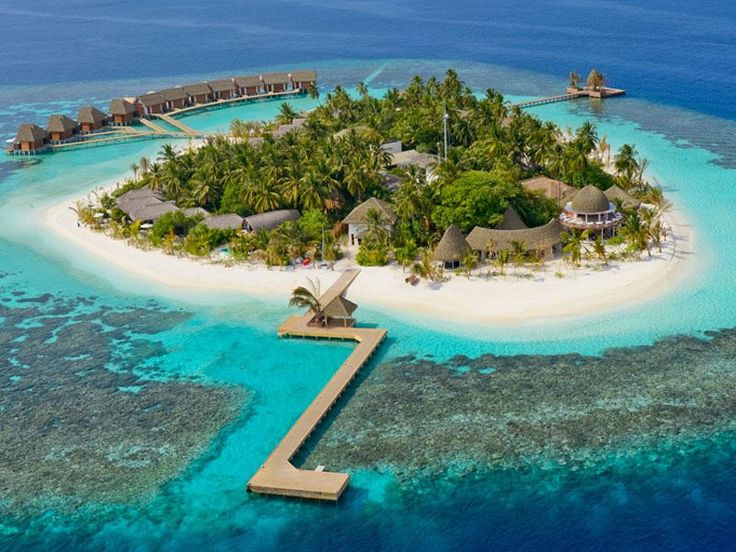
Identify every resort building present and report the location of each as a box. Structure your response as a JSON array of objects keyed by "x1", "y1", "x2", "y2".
[
  {"x1": 560, "y1": 184, "x2": 622, "y2": 239},
  {"x1": 244, "y1": 209, "x2": 301, "y2": 232},
  {"x1": 389, "y1": 149, "x2": 439, "y2": 170},
  {"x1": 234, "y1": 75, "x2": 264, "y2": 97},
  {"x1": 290, "y1": 70, "x2": 317, "y2": 91},
  {"x1": 182, "y1": 83, "x2": 214, "y2": 105},
  {"x1": 203, "y1": 214, "x2": 245, "y2": 231},
  {"x1": 466, "y1": 219, "x2": 564, "y2": 260},
  {"x1": 209, "y1": 79, "x2": 238, "y2": 100},
  {"x1": 14, "y1": 124, "x2": 49, "y2": 152},
  {"x1": 262, "y1": 72, "x2": 291, "y2": 93},
  {"x1": 160, "y1": 88, "x2": 189, "y2": 111},
  {"x1": 605, "y1": 185, "x2": 641, "y2": 210},
  {"x1": 496, "y1": 205, "x2": 528, "y2": 231},
  {"x1": 380, "y1": 140, "x2": 403, "y2": 154},
  {"x1": 137, "y1": 93, "x2": 166, "y2": 116},
  {"x1": 272, "y1": 118, "x2": 308, "y2": 138},
  {"x1": 46, "y1": 115, "x2": 79, "y2": 142},
  {"x1": 433, "y1": 224, "x2": 471, "y2": 270},
  {"x1": 77, "y1": 106, "x2": 108, "y2": 133},
  {"x1": 341, "y1": 197, "x2": 397, "y2": 246},
  {"x1": 521, "y1": 176, "x2": 575, "y2": 206},
  {"x1": 116, "y1": 188, "x2": 177, "y2": 223},
  {"x1": 109, "y1": 98, "x2": 137, "y2": 125}
]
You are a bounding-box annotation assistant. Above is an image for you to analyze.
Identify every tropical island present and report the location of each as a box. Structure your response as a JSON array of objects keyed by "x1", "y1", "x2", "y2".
[{"x1": 60, "y1": 70, "x2": 691, "y2": 323}]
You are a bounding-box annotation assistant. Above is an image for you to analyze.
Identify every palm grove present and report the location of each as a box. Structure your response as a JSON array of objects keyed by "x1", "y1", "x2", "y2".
[{"x1": 83, "y1": 70, "x2": 669, "y2": 271}]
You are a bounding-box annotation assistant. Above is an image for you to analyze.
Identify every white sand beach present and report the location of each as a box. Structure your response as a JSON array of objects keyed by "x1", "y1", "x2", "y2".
[{"x1": 42, "y1": 192, "x2": 696, "y2": 326}]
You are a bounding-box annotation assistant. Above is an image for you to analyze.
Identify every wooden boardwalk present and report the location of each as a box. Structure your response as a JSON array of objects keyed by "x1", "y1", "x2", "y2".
[
  {"x1": 247, "y1": 269, "x2": 387, "y2": 501},
  {"x1": 151, "y1": 113, "x2": 200, "y2": 136},
  {"x1": 511, "y1": 87, "x2": 626, "y2": 109}
]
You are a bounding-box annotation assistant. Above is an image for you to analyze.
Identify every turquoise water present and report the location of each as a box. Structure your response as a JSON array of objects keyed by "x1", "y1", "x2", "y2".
[{"x1": 3, "y1": 59, "x2": 736, "y2": 549}]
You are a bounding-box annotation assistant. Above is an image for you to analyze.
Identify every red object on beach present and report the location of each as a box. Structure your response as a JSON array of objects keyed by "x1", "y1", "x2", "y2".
[{"x1": 302, "y1": 258, "x2": 311, "y2": 266}]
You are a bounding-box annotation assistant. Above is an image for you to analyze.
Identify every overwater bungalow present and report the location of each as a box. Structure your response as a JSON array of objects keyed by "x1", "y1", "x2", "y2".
[
  {"x1": 560, "y1": 184, "x2": 622, "y2": 239},
  {"x1": 467, "y1": 219, "x2": 564, "y2": 260},
  {"x1": 77, "y1": 106, "x2": 108, "y2": 133},
  {"x1": 521, "y1": 176, "x2": 575, "y2": 206},
  {"x1": 262, "y1": 72, "x2": 291, "y2": 93},
  {"x1": 203, "y1": 214, "x2": 245, "y2": 231},
  {"x1": 244, "y1": 209, "x2": 300, "y2": 232},
  {"x1": 605, "y1": 185, "x2": 641, "y2": 210},
  {"x1": 341, "y1": 197, "x2": 397, "y2": 246},
  {"x1": 234, "y1": 75, "x2": 264, "y2": 97},
  {"x1": 109, "y1": 98, "x2": 137, "y2": 125},
  {"x1": 160, "y1": 88, "x2": 189, "y2": 111},
  {"x1": 137, "y1": 93, "x2": 166, "y2": 116},
  {"x1": 14, "y1": 124, "x2": 49, "y2": 152},
  {"x1": 182, "y1": 83, "x2": 214, "y2": 105},
  {"x1": 209, "y1": 79, "x2": 238, "y2": 100},
  {"x1": 433, "y1": 224, "x2": 471, "y2": 269},
  {"x1": 46, "y1": 114, "x2": 79, "y2": 142},
  {"x1": 290, "y1": 70, "x2": 317, "y2": 90}
]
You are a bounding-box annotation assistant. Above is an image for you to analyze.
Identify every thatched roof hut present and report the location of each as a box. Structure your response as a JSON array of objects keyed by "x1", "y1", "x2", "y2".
[
  {"x1": 203, "y1": 214, "x2": 244, "y2": 231},
  {"x1": 244, "y1": 209, "x2": 300, "y2": 232},
  {"x1": 290, "y1": 70, "x2": 317, "y2": 84},
  {"x1": 16, "y1": 123, "x2": 49, "y2": 144},
  {"x1": 109, "y1": 98, "x2": 137, "y2": 116},
  {"x1": 342, "y1": 197, "x2": 397, "y2": 226},
  {"x1": 433, "y1": 225, "x2": 471, "y2": 262},
  {"x1": 159, "y1": 88, "x2": 188, "y2": 102},
  {"x1": 77, "y1": 106, "x2": 107, "y2": 126},
  {"x1": 182, "y1": 207, "x2": 210, "y2": 218},
  {"x1": 234, "y1": 75, "x2": 262, "y2": 89},
  {"x1": 138, "y1": 92, "x2": 165, "y2": 108},
  {"x1": 261, "y1": 72, "x2": 290, "y2": 86},
  {"x1": 323, "y1": 296, "x2": 358, "y2": 319},
  {"x1": 389, "y1": 149, "x2": 438, "y2": 169},
  {"x1": 466, "y1": 219, "x2": 563, "y2": 254},
  {"x1": 47, "y1": 114, "x2": 78, "y2": 134},
  {"x1": 521, "y1": 176, "x2": 575, "y2": 202},
  {"x1": 209, "y1": 79, "x2": 237, "y2": 93},
  {"x1": 116, "y1": 188, "x2": 176, "y2": 222},
  {"x1": 605, "y1": 185, "x2": 641, "y2": 209},
  {"x1": 570, "y1": 185, "x2": 611, "y2": 213},
  {"x1": 497, "y1": 205, "x2": 528, "y2": 230}
]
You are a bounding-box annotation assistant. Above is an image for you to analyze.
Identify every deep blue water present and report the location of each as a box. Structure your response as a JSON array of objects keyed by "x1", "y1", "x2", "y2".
[
  {"x1": 1, "y1": 0, "x2": 736, "y2": 119},
  {"x1": 2, "y1": 2, "x2": 736, "y2": 550}
]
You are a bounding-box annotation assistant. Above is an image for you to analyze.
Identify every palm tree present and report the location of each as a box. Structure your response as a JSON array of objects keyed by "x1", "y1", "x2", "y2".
[
  {"x1": 289, "y1": 278, "x2": 324, "y2": 324},
  {"x1": 562, "y1": 229, "x2": 587, "y2": 268},
  {"x1": 461, "y1": 250, "x2": 478, "y2": 279},
  {"x1": 568, "y1": 71, "x2": 582, "y2": 89},
  {"x1": 586, "y1": 69, "x2": 605, "y2": 91},
  {"x1": 306, "y1": 83, "x2": 320, "y2": 100},
  {"x1": 494, "y1": 248, "x2": 510, "y2": 276},
  {"x1": 592, "y1": 234, "x2": 608, "y2": 266},
  {"x1": 620, "y1": 211, "x2": 650, "y2": 255},
  {"x1": 276, "y1": 103, "x2": 299, "y2": 125}
]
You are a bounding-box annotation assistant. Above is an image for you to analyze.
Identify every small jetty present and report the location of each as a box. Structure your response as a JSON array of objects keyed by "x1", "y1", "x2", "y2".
[
  {"x1": 511, "y1": 86, "x2": 625, "y2": 110},
  {"x1": 247, "y1": 269, "x2": 387, "y2": 501}
]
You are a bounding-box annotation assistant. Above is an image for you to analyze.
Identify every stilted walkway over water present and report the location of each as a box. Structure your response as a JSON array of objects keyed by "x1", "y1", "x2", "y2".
[
  {"x1": 510, "y1": 87, "x2": 626, "y2": 109},
  {"x1": 247, "y1": 269, "x2": 387, "y2": 501},
  {"x1": 151, "y1": 113, "x2": 199, "y2": 136}
]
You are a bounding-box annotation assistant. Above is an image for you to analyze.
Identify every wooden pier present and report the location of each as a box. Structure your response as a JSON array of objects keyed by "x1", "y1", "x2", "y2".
[
  {"x1": 247, "y1": 269, "x2": 387, "y2": 501},
  {"x1": 511, "y1": 86, "x2": 626, "y2": 109},
  {"x1": 151, "y1": 113, "x2": 199, "y2": 136}
]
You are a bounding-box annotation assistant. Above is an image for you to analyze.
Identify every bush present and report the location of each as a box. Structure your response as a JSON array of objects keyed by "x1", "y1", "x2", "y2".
[
  {"x1": 356, "y1": 243, "x2": 388, "y2": 266},
  {"x1": 183, "y1": 224, "x2": 236, "y2": 256},
  {"x1": 150, "y1": 211, "x2": 200, "y2": 246}
]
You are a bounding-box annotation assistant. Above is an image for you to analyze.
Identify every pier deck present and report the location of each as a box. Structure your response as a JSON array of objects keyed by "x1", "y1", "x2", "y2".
[{"x1": 247, "y1": 269, "x2": 386, "y2": 501}]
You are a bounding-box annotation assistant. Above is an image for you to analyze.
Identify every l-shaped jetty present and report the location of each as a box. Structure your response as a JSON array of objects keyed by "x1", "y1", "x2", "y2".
[{"x1": 247, "y1": 269, "x2": 387, "y2": 501}]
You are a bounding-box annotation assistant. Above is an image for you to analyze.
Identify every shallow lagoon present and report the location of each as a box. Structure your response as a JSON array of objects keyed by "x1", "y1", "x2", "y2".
[{"x1": 2, "y1": 59, "x2": 736, "y2": 549}]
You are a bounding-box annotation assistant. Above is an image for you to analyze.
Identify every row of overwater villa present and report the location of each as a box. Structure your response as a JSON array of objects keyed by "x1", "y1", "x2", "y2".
[{"x1": 6, "y1": 70, "x2": 317, "y2": 154}]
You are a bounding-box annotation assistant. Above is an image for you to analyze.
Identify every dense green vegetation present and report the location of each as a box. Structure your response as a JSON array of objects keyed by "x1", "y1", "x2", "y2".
[{"x1": 89, "y1": 70, "x2": 668, "y2": 267}]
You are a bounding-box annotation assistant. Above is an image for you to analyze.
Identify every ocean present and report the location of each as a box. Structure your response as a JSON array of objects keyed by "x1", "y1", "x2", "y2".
[{"x1": 1, "y1": 1, "x2": 736, "y2": 550}]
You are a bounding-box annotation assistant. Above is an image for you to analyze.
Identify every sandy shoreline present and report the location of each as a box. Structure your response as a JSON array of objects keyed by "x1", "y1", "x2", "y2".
[{"x1": 40, "y1": 190, "x2": 698, "y2": 326}]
